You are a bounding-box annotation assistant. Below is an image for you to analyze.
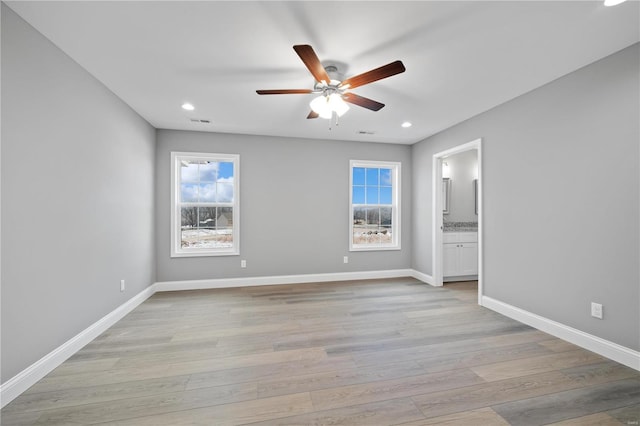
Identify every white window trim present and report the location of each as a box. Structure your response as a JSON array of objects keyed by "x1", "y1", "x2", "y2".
[
  {"x1": 349, "y1": 159, "x2": 401, "y2": 252},
  {"x1": 171, "y1": 151, "x2": 240, "y2": 257}
]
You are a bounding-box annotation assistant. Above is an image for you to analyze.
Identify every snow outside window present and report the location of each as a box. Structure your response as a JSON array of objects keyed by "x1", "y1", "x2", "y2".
[
  {"x1": 171, "y1": 152, "x2": 239, "y2": 257},
  {"x1": 350, "y1": 160, "x2": 401, "y2": 251}
]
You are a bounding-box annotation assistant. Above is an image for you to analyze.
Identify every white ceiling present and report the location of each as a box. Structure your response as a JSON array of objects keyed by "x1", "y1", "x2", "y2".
[{"x1": 6, "y1": 1, "x2": 639, "y2": 145}]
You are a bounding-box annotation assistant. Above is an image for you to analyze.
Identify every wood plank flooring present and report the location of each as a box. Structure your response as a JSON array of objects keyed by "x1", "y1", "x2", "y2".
[{"x1": 2, "y1": 279, "x2": 639, "y2": 425}]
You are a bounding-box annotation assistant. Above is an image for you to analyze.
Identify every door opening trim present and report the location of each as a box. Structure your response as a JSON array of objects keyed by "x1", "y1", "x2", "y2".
[{"x1": 432, "y1": 138, "x2": 483, "y2": 305}]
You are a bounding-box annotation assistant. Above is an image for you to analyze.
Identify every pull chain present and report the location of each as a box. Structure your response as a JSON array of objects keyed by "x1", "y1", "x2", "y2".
[{"x1": 329, "y1": 111, "x2": 340, "y2": 131}]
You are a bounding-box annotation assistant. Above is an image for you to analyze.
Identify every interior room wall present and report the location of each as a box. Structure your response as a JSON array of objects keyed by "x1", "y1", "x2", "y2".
[
  {"x1": 155, "y1": 130, "x2": 412, "y2": 282},
  {"x1": 444, "y1": 150, "x2": 478, "y2": 223},
  {"x1": 1, "y1": 5, "x2": 156, "y2": 382},
  {"x1": 411, "y1": 43, "x2": 639, "y2": 351}
]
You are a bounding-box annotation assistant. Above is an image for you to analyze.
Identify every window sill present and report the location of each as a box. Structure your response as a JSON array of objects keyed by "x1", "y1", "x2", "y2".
[
  {"x1": 171, "y1": 250, "x2": 239, "y2": 258},
  {"x1": 349, "y1": 245, "x2": 401, "y2": 252}
]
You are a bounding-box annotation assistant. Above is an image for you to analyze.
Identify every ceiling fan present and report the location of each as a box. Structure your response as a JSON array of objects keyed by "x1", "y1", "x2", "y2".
[{"x1": 256, "y1": 45, "x2": 406, "y2": 120}]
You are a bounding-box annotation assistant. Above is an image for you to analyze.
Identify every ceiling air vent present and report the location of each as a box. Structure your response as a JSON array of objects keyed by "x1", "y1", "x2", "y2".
[
  {"x1": 189, "y1": 119, "x2": 211, "y2": 124},
  {"x1": 357, "y1": 130, "x2": 376, "y2": 135}
]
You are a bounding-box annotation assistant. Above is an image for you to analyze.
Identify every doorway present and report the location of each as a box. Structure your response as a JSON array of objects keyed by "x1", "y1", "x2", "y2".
[{"x1": 432, "y1": 138, "x2": 483, "y2": 305}]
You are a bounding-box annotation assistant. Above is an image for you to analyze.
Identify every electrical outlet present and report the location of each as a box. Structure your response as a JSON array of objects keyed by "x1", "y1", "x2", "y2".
[
  {"x1": 591, "y1": 302, "x2": 603, "y2": 319},
  {"x1": 343, "y1": 256, "x2": 349, "y2": 264},
  {"x1": 120, "y1": 279, "x2": 125, "y2": 292},
  {"x1": 241, "y1": 259, "x2": 247, "y2": 268}
]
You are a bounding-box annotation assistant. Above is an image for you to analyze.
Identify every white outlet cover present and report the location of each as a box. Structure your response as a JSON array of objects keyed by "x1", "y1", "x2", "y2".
[{"x1": 591, "y1": 302, "x2": 603, "y2": 319}]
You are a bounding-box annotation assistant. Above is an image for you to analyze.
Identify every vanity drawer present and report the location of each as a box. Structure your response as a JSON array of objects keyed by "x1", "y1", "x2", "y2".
[
  {"x1": 443, "y1": 233, "x2": 459, "y2": 243},
  {"x1": 443, "y1": 232, "x2": 477, "y2": 243}
]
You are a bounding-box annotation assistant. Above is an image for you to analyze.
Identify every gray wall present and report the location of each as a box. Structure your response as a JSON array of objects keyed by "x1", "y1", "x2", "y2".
[
  {"x1": 156, "y1": 130, "x2": 412, "y2": 282},
  {"x1": 412, "y1": 43, "x2": 639, "y2": 351},
  {"x1": 1, "y1": 5, "x2": 156, "y2": 382},
  {"x1": 444, "y1": 150, "x2": 478, "y2": 223}
]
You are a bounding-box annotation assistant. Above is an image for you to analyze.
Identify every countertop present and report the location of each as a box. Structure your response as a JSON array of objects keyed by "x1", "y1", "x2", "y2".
[{"x1": 443, "y1": 221, "x2": 478, "y2": 232}]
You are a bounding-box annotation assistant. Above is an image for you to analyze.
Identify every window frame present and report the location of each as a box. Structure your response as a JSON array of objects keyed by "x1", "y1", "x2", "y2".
[
  {"x1": 349, "y1": 159, "x2": 401, "y2": 251},
  {"x1": 170, "y1": 151, "x2": 240, "y2": 257}
]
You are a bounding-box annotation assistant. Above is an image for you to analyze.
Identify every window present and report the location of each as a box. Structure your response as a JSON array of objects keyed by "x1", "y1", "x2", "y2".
[
  {"x1": 350, "y1": 160, "x2": 401, "y2": 251},
  {"x1": 171, "y1": 152, "x2": 239, "y2": 257}
]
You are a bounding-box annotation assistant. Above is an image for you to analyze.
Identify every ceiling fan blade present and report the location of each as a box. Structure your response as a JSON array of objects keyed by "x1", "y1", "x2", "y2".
[
  {"x1": 340, "y1": 60, "x2": 406, "y2": 89},
  {"x1": 293, "y1": 45, "x2": 331, "y2": 84},
  {"x1": 307, "y1": 111, "x2": 319, "y2": 119},
  {"x1": 342, "y1": 93, "x2": 385, "y2": 111},
  {"x1": 256, "y1": 89, "x2": 313, "y2": 95}
]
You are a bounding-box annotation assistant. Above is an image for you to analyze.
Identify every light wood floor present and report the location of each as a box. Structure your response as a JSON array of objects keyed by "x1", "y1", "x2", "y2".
[{"x1": 2, "y1": 278, "x2": 639, "y2": 425}]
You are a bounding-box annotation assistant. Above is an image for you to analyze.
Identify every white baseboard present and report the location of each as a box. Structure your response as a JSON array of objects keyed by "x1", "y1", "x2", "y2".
[
  {"x1": 444, "y1": 275, "x2": 478, "y2": 282},
  {"x1": 155, "y1": 269, "x2": 416, "y2": 292},
  {"x1": 410, "y1": 269, "x2": 434, "y2": 286},
  {"x1": 482, "y1": 296, "x2": 640, "y2": 371},
  {"x1": 0, "y1": 285, "x2": 156, "y2": 408}
]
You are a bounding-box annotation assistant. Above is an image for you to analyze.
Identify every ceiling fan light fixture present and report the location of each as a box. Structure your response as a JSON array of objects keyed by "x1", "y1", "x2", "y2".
[
  {"x1": 310, "y1": 94, "x2": 349, "y2": 119},
  {"x1": 318, "y1": 108, "x2": 333, "y2": 120},
  {"x1": 329, "y1": 94, "x2": 349, "y2": 117},
  {"x1": 604, "y1": 0, "x2": 627, "y2": 5},
  {"x1": 310, "y1": 95, "x2": 332, "y2": 119}
]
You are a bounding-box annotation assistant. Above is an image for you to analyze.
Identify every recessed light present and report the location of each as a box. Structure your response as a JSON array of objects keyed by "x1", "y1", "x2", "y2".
[
  {"x1": 604, "y1": 0, "x2": 627, "y2": 5},
  {"x1": 182, "y1": 103, "x2": 195, "y2": 111},
  {"x1": 401, "y1": 121, "x2": 412, "y2": 128}
]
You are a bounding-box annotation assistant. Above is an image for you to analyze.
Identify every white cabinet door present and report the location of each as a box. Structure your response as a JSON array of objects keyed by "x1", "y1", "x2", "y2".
[
  {"x1": 443, "y1": 233, "x2": 478, "y2": 278},
  {"x1": 458, "y1": 243, "x2": 478, "y2": 275},
  {"x1": 443, "y1": 243, "x2": 458, "y2": 276}
]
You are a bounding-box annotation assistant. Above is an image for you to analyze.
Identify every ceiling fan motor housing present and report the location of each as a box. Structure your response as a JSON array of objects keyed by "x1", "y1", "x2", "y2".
[
  {"x1": 314, "y1": 65, "x2": 345, "y2": 94},
  {"x1": 324, "y1": 65, "x2": 343, "y2": 81}
]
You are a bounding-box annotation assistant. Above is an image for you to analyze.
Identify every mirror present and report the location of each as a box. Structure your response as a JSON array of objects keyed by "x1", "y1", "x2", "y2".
[
  {"x1": 443, "y1": 178, "x2": 451, "y2": 214},
  {"x1": 474, "y1": 179, "x2": 478, "y2": 215}
]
